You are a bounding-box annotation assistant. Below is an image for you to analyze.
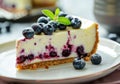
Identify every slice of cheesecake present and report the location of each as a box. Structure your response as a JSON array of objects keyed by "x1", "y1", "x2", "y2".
[{"x1": 16, "y1": 17, "x2": 99, "y2": 70}]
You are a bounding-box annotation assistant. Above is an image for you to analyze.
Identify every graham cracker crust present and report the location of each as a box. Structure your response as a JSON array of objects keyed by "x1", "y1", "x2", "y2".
[{"x1": 17, "y1": 57, "x2": 74, "y2": 70}]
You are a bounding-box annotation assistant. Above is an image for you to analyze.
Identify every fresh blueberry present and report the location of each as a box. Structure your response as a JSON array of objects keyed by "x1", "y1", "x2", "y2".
[
  {"x1": 31, "y1": 23, "x2": 43, "y2": 35},
  {"x1": 22, "y1": 28, "x2": 34, "y2": 39},
  {"x1": 48, "y1": 21, "x2": 58, "y2": 31},
  {"x1": 73, "y1": 58, "x2": 86, "y2": 70},
  {"x1": 59, "y1": 11, "x2": 67, "y2": 17},
  {"x1": 62, "y1": 49, "x2": 71, "y2": 57},
  {"x1": 17, "y1": 55, "x2": 26, "y2": 64},
  {"x1": 49, "y1": 51, "x2": 57, "y2": 57},
  {"x1": 66, "y1": 15, "x2": 73, "y2": 21},
  {"x1": 39, "y1": 23, "x2": 45, "y2": 27},
  {"x1": 27, "y1": 54, "x2": 34, "y2": 60},
  {"x1": 71, "y1": 18, "x2": 81, "y2": 29},
  {"x1": 43, "y1": 24, "x2": 54, "y2": 35},
  {"x1": 58, "y1": 24, "x2": 66, "y2": 30},
  {"x1": 91, "y1": 53, "x2": 102, "y2": 65},
  {"x1": 108, "y1": 33, "x2": 118, "y2": 41},
  {"x1": 37, "y1": 16, "x2": 49, "y2": 24}
]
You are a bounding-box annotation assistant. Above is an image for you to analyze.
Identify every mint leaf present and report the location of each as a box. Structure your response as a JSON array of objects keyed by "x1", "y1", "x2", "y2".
[
  {"x1": 55, "y1": 8, "x2": 60, "y2": 17},
  {"x1": 41, "y1": 8, "x2": 71, "y2": 25},
  {"x1": 42, "y1": 9, "x2": 54, "y2": 20},
  {"x1": 58, "y1": 17, "x2": 71, "y2": 25}
]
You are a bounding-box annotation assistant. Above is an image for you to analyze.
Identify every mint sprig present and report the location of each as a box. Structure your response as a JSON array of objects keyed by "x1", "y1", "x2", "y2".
[
  {"x1": 41, "y1": 8, "x2": 71, "y2": 25},
  {"x1": 58, "y1": 17, "x2": 71, "y2": 25},
  {"x1": 42, "y1": 10, "x2": 54, "y2": 20},
  {"x1": 55, "y1": 8, "x2": 60, "y2": 17}
]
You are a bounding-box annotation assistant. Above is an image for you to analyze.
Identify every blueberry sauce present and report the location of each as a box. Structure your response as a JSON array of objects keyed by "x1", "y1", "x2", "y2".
[
  {"x1": 76, "y1": 45, "x2": 84, "y2": 54},
  {"x1": 73, "y1": 35, "x2": 76, "y2": 39},
  {"x1": 62, "y1": 49, "x2": 71, "y2": 57},
  {"x1": 35, "y1": 54, "x2": 43, "y2": 59},
  {"x1": 27, "y1": 54, "x2": 34, "y2": 60},
  {"x1": 42, "y1": 38, "x2": 59, "y2": 59},
  {"x1": 21, "y1": 38, "x2": 26, "y2": 41},
  {"x1": 17, "y1": 55, "x2": 26, "y2": 64},
  {"x1": 44, "y1": 53, "x2": 50, "y2": 59},
  {"x1": 20, "y1": 49, "x2": 24, "y2": 53},
  {"x1": 62, "y1": 31, "x2": 73, "y2": 57},
  {"x1": 39, "y1": 54, "x2": 43, "y2": 59},
  {"x1": 66, "y1": 31, "x2": 73, "y2": 51},
  {"x1": 76, "y1": 45, "x2": 88, "y2": 58},
  {"x1": 49, "y1": 51, "x2": 57, "y2": 57},
  {"x1": 64, "y1": 31, "x2": 73, "y2": 50},
  {"x1": 34, "y1": 42, "x2": 37, "y2": 45},
  {"x1": 68, "y1": 31, "x2": 71, "y2": 36},
  {"x1": 45, "y1": 44, "x2": 55, "y2": 51}
]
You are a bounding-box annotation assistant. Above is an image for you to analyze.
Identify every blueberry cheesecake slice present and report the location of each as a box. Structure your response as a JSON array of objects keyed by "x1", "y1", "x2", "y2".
[{"x1": 16, "y1": 8, "x2": 99, "y2": 70}]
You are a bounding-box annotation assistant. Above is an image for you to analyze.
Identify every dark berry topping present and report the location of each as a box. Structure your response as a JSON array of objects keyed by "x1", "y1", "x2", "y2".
[
  {"x1": 37, "y1": 16, "x2": 49, "y2": 24},
  {"x1": 39, "y1": 54, "x2": 43, "y2": 59},
  {"x1": 59, "y1": 11, "x2": 67, "y2": 17},
  {"x1": 73, "y1": 58, "x2": 86, "y2": 70},
  {"x1": 39, "y1": 23, "x2": 45, "y2": 28},
  {"x1": 17, "y1": 55, "x2": 26, "y2": 64},
  {"x1": 48, "y1": 21, "x2": 58, "y2": 31},
  {"x1": 34, "y1": 42, "x2": 37, "y2": 45},
  {"x1": 43, "y1": 24, "x2": 54, "y2": 35},
  {"x1": 45, "y1": 44, "x2": 55, "y2": 51},
  {"x1": 66, "y1": 15, "x2": 73, "y2": 21},
  {"x1": 62, "y1": 49, "x2": 71, "y2": 57},
  {"x1": 31, "y1": 23, "x2": 43, "y2": 35},
  {"x1": 44, "y1": 53, "x2": 50, "y2": 59},
  {"x1": 28, "y1": 54, "x2": 34, "y2": 60},
  {"x1": 20, "y1": 49, "x2": 25, "y2": 53},
  {"x1": 49, "y1": 51, "x2": 57, "y2": 57},
  {"x1": 71, "y1": 18, "x2": 81, "y2": 29},
  {"x1": 58, "y1": 24, "x2": 66, "y2": 30},
  {"x1": 108, "y1": 33, "x2": 118, "y2": 41},
  {"x1": 22, "y1": 28, "x2": 34, "y2": 39},
  {"x1": 76, "y1": 45, "x2": 84, "y2": 56},
  {"x1": 91, "y1": 53, "x2": 102, "y2": 65}
]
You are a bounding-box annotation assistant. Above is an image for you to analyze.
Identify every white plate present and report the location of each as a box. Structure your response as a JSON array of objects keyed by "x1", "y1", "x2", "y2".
[{"x1": 0, "y1": 38, "x2": 120, "y2": 84}]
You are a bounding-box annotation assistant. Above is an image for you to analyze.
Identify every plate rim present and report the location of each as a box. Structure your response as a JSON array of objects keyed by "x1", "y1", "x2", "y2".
[{"x1": 0, "y1": 38, "x2": 120, "y2": 83}]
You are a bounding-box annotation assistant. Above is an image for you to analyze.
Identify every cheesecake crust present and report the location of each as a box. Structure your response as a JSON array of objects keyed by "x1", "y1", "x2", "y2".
[{"x1": 17, "y1": 57, "x2": 74, "y2": 70}]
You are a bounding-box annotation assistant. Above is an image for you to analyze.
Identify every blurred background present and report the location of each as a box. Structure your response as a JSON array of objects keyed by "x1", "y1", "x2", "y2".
[{"x1": 0, "y1": 0, "x2": 120, "y2": 44}]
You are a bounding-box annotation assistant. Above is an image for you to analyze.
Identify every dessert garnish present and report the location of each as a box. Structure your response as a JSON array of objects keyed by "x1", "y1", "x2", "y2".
[{"x1": 22, "y1": 8, "x2": 82, "y2": 38}]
